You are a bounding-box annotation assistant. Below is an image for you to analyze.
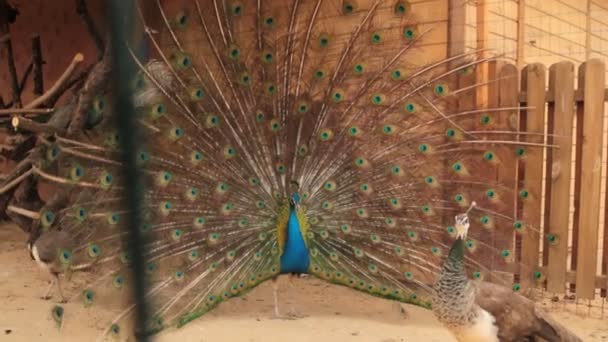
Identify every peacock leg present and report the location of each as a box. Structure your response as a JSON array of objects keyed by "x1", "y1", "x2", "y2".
[
  {"x1": 392, "y1": 302, "x2": 409, "y2": 319},
  {"x1": 55, "y1": 274, "x2": 67, "y2": 303},
  {"x1": 272, "y1": 276, "x2": 281, "y2": 318},
  {"x1": 41, "y1": 275, "x2": 56, "y2": 300},
  {"x1": 282, "y1": 274, "x2": 305, "y2": 320}
]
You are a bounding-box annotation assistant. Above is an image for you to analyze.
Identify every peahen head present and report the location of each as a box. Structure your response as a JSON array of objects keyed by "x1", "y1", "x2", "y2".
[{"x1": 454, "y1": 201, "x2": 476, "y2": 240}]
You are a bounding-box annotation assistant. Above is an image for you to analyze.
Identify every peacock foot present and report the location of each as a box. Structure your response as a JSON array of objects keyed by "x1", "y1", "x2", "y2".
[{"x1": 392, "y1": 302, "x2": 408, "y2": 319}]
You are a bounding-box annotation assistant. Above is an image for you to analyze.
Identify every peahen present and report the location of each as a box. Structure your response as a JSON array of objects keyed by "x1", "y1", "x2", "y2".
[
  {"x1": 434, "y1": 202, "x2": 582, "y2": 341},
  {"x1": 5, "y1": 0, "x2": 576, "y2": 339}
]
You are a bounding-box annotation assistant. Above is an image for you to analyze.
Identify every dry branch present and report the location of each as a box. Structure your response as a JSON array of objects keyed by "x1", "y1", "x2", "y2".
[{"x1": 24, "y1": 53, "x2": 84, "y2": 109}]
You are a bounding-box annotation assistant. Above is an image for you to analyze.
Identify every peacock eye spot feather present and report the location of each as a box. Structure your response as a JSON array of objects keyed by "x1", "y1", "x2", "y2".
[
  {"x1": 231, "y1": 3, "x2": 242, "y2": 15},
  {"x1": 229, "y1": 48, "x2": 240, "y2": 59},
  {"x1": 434, "y1": 84, "x2": 445, "y2": 95},
  {"x1": 516, "y1": 147, "x2": 526, "y2": 157},
  {"x1": 405, "y1": 103, "x2": 416, "y2": 113},
  {"x1": 484, "y1": 151, "x2": 495, "y2": 161},
  {"x1": 371, "y1": 33, "x2": 382, "y2": 44},
  {"x1": 332, "y1": 90, "x2": 344, "y2": 102},
  {"x1": 486, "y1": 189, "x2": 495, "y2": 198},
  {"x1": 343, "y1": 3, "x2": 355, "y2": 14},
  {"x1": 178, "y1": 14, "x2": 187, "y2": 26},
  {"x1": 513, "y1": 221, "x2": 523, "y2": 231},
  {"x1": 520, "y1": 189, "x2": 529, "y2": 198},
  {"x1": 473, "y1": 272, "x2": 481, "y2": 279},
  {"x1": 454, "y1": 194, "x2": 464, "y2": 202},
  {"x1": 319, "y1": 35, "x2": 330, "y2": 47},
  {"x1": 297, "y1": 102, "x2": 310, "y2": 113},
  {"x1": 52, "y1": 306, "x2": 64, "y2": 323},
  {"x1": 445, "y1": 128, "x2": 455, "y2": 137},
  {"x1": 395, "y1": 1, "x2": 408, "y2": 14},
  {"x1": 512, "y1": 283, "x2": 521, "y2": 292},
  {"x1": 314, "y1": 70, "x2": 325, "y2": 79},
  {"x1": 480, "y1": 115, "x2": 491, "y2": 125},
  {"x1": 263, "y1": 16, "x2": 275, "y2": 27},
  {"x1": 418, "y1": 144, "x2": 428, "y2": 153},
  {"x1": 353, "y1": 64, "x2": 364, "y2": 74},
  {"x1": 403, "y1": 27, "x2": 416, "y2": 39},
  {"x1": 447, "y1": 226, "x2": 454, "y2": 233}
]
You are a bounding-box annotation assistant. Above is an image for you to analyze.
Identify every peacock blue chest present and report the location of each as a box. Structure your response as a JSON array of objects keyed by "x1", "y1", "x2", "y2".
[{"x1": 278, "y1": 193, "x2": 310, "y2": 274}]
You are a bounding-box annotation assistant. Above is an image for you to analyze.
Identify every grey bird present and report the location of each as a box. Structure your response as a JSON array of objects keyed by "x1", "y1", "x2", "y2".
[
  {"x1": 27, "y1": 230, "x2": 75, "y2": 303},
  {"x1": 433, "y1": 202, "x2": 582, "y2": 342}
]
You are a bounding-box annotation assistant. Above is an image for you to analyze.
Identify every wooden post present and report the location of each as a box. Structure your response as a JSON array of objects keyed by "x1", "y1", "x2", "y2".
[
  {"x1": 575, "y1": 59, "x2": 605, "y2": 300},
  {"x1": 476, "y1": 0, "x2": 488, "y2": 107},
  {"x1": 519, "y1": 64, "x2": 546, "y2": 288},
  {"x1": 585, "y1": 0, "x2": 591, "y2": 60},
  {"x1": 546, "y1": 62, "x2": 575, "y2": 294},
  {"x1": 448, "y1": 0, "x2": 467, "y2": 58},
  {"x1": 494, "y1": 62, "x2": 519, "y2": 283},
  {"x1": 516, "y1": 0, "x2": 526, "y2": 69}
]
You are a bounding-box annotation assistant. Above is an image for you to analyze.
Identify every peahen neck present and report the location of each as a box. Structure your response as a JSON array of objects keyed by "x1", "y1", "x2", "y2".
[
  {"x1": 279, "y1": 207, "x2": 310, "y2": 274},
  {"x1": 444, "y1": 238, "x2": 466, "y2": 275}
]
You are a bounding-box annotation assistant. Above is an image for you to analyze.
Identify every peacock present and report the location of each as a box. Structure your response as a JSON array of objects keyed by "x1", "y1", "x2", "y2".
[
  {"x1": 3, "y1": 0, "x2": 580, "y2": 340},
  {"x1": 434, "y1": 202, "x2": 582, "y2": 341}
]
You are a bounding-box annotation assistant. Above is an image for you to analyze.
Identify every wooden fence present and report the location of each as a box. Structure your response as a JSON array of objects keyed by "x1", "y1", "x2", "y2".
[{"x1": 479, "y1": 59, "x2": 607, "y2": 301}]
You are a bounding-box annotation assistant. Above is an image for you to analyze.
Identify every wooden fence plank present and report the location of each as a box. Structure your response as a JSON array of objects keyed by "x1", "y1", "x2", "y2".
[
  {"x1": 488, "y1": 62, "x2": 519, "y2": 283},
  {"x1": 546, "y1": 61, "x2": 575, "y2": 294},
  {"x1": 520, "y1": 64, "x2": 546, "y2": 289},
  {"x1": 575, "y1": 59, "x2": 606, "y2": 299}
]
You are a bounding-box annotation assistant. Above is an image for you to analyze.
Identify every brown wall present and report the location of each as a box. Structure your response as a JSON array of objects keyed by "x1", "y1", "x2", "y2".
[{"x1": 0, "y1": 0, "x2": 105, "y2": 105}]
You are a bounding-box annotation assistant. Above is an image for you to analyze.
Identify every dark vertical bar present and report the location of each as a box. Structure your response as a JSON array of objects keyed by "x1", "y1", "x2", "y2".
[
  {"x1": 32, "y1": 35, "x2": 44, "y2": 96},
  {"x1": 106, "y1": 1, "x2": 149, "y2": 339},
  {"x1": 0, "y1": 0, "x2": 22, "y2": 107}
]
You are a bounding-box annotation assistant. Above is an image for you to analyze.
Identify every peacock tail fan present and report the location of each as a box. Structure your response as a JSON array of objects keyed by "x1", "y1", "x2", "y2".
[{"x1": 31, "y1": 0, "x2": 555, "y2": 338}]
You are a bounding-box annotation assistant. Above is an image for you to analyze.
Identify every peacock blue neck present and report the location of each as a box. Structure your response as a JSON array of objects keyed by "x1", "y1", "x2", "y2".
[{"x1": 279, "y1": 207, "x2": 310, "y2": 274}]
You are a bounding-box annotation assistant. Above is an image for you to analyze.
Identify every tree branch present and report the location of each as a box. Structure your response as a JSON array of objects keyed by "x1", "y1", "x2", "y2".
[{"x1": 76, "y1": 0, "x2": 105, "y2": 60}]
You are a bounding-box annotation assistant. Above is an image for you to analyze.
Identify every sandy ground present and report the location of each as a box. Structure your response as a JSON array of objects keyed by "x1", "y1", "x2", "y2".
[{"x1": 1, "y1": 223, "x2": 606, "y2": 342}]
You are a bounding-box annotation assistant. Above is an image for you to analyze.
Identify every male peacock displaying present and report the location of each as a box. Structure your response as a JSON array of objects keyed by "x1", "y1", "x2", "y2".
[{"x1": 4, "y1": 0, "x2": 578, "y2": 340}]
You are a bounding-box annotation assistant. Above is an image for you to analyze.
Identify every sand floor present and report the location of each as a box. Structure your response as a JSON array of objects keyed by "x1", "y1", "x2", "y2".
[{"x1": 1, "y1": 223, "x2": 606, "y2": 342}]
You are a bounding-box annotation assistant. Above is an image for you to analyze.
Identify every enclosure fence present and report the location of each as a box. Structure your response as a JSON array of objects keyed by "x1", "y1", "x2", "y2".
[{"x1": 475, "y1": 59, "x2": 608, "y2": 314}]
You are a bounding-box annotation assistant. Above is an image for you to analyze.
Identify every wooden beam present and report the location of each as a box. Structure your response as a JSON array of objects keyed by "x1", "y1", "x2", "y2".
[
  {"x1": 448, "y1": 0, "x2": 467, "y2": 57},
  {"x1": 545, "y1": 62, "x2": 575, "y2": 294},
  {"x1": 575, "y1": 59, "x2": 605, "y2": 299},
  {"x1": 586, "y1": 0, "x2": 592, "y2": 60},
  {"x1": 517, "y1": 0, "x2": 526, "y2": 68},
  {"x1": 476, "y1": 0, "x2": 489, "y2": 106},
  {"x1": 519, "y1": 64, "x2": 546, "y2": 289}
]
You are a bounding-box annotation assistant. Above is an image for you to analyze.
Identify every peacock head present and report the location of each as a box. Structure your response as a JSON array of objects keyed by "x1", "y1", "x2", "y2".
[
  {"x1": 289, "y1": 180, "x2": 301, "y2": 208},
  {"x1": 454, "y1": 201, "x2": 476, "y2": 240},
  {"x1": 290, "y1": 193, "x2": 301, "y2": 208}
]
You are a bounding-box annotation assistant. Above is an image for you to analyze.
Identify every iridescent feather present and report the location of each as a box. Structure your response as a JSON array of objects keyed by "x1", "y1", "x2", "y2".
[{"x1": 12, "y1": 0, "x2": 561, "y2": 339}]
